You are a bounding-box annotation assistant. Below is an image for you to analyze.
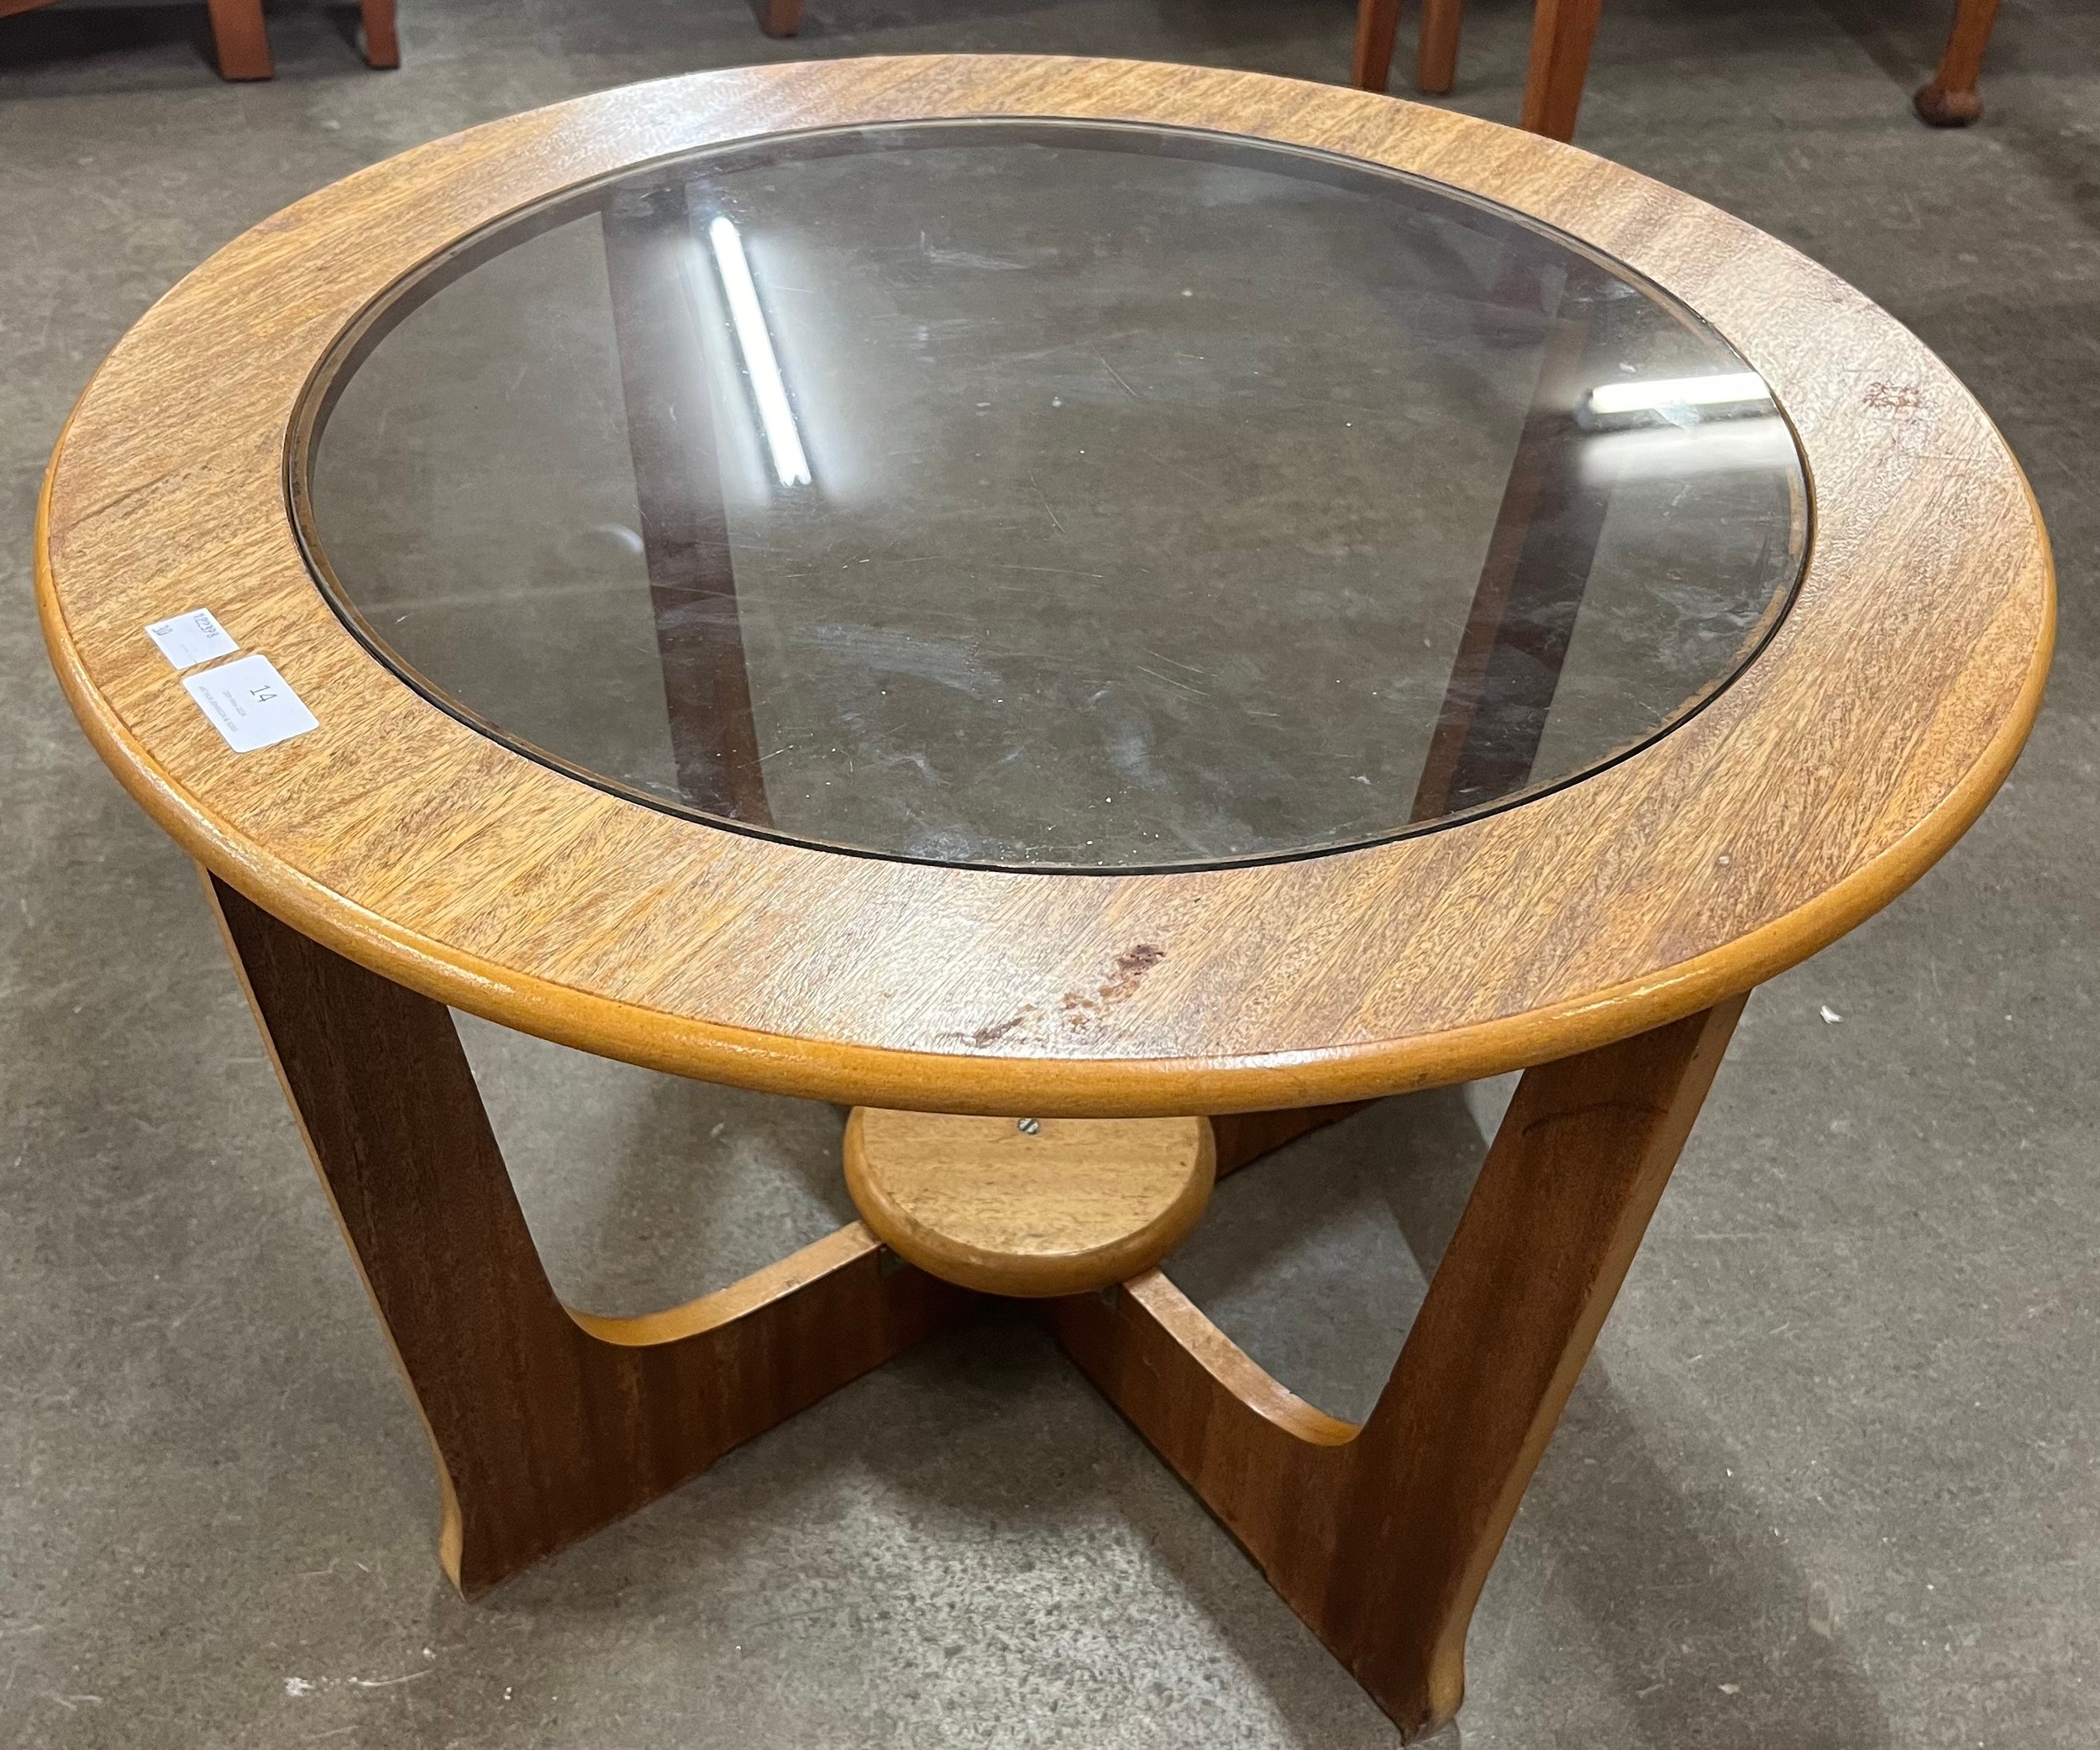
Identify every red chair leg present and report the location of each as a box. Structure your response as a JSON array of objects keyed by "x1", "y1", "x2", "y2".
[
  {"x1": 205, "y1": 0, "x2": 270, "y2": 79},
  {"x1": 761, "y1": 0, "x2": 801, "y2": 37},
  {"x1": 1914, "y1": 0, "x2": 2003, "y2": 125},
  {"x1": 360, "y1": 0, "x2": 400, "y2": 67},
  {"x1": 1352, "y1": 0, "x2": 1404, "y2": 93}
]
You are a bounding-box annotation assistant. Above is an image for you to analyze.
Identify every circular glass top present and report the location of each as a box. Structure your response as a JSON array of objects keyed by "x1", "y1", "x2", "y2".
[{"x1": 298, "y1": 119, "x2": 1806, "y2": 872}]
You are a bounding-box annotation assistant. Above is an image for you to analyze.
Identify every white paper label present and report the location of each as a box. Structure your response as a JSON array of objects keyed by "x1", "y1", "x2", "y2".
[
  {"x1": 145, "y1": 607, "x2": 239, "y2": 670},
  {"x1": 182, "y1": 654, "x2": 319, "y2": 753}
]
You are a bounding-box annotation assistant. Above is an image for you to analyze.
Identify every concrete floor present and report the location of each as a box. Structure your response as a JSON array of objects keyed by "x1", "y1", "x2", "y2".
[{"x1": 3, "y1": 0, "x2": 2097, "y2": 1744}]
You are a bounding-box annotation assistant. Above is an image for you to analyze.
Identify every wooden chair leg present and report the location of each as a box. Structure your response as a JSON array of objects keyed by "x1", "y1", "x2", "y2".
[
  {"x1": 1417, "y1": 0, "x2": 1463, "y2": 96},
  {"x1": 205, "y1": 871, "x2": 975, "y2": 1596},
  {"x1": 204, "y1": 0, "x2": 270, "y2": 80},
  {"x1": 1520, "y1": 0, "x2": 1605, "y2": 142},
  {"x1": 360, "y1": 0, "x2": 400, "y2": 68},
  {"x1": 1352, "y1": 0, "x2": 1405, "y2": 94},
  {"x1": 1914, "y1": 0, "x2": 2003, "y2": 125},
  {"x1": 1052, "y1": 997, "x2": 1745, "y2": 1739},
  {"x1": 760, "y1": 0, "x2": 802, "y2": 38}
]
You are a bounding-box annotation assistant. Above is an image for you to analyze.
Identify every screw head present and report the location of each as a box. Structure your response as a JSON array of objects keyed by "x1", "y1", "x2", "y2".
[{"x1": 1016, "y1": 1117, "x2": 1042, "y2": 1135}]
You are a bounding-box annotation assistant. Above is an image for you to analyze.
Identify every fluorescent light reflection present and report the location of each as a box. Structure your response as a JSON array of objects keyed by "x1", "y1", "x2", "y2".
[
  {"x1": 706, "y1": 215, "x2": 811, "y2": 489},
  {"x1": 1582, "y1": 370, "x2": 1772, "y2": 428},
  {"x1": 1578, "y1": 417, "x2": 1797, "y2": 486}
]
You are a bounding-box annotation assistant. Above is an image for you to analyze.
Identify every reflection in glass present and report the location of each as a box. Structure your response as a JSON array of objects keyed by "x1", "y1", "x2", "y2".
[{"x1": 297, "y1": 121, "x2": 1806, "y2": 871}]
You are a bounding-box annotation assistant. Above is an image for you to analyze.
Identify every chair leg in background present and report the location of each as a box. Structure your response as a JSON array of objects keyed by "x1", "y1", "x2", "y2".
[
  {"x1": 1914, "y1": 0, "x2": 2003, "y2": 124},
  {"x1": 1418, "y1": 0, "x2": 1463, "y2": 95},
  {"x1": 360, "y1": 0, "x2": 400, "y2": 67},
  {"x1": 1352, "y1": 0, "x2": 1404, "y2": 92},
  {"x1": 205, "y1": 0, "x2": 270, "y2": 78},
  {"x1": 1520, "y1": 0, "x2": 1604, "y2": 140}
]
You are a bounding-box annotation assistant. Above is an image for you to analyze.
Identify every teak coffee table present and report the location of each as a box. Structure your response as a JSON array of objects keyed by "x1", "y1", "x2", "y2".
[{"x1": 37, "y1": 55, "x2": 2052, "y2": 1740}]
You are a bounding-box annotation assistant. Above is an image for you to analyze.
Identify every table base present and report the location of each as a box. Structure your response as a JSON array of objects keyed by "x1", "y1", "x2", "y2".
[{"x1": 206, "y1": 870, "x2": 1740, "y2": 1741}]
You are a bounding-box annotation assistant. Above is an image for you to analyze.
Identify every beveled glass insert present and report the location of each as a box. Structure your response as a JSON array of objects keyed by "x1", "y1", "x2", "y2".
[{"x1": 297, "y1": 120, "x2": 1806, "y2": 871}]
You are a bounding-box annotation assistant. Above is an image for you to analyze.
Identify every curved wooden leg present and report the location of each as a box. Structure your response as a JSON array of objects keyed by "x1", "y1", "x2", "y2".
[
  {"x1": 206, "y1": 872, "x2": 974, "y2": 1595},
  {"x1": 1417, "y1": 0, "x2": 1463, "y2": 95},
  {"x1": 761, "y1": 0, "x2": 802, "y2": 38},
  {"x1": 1915, "y1": 0, "x2": 2003, "y2": 125},
  {"x1": 1052, "y1": 998, "x2": 1745, "y2": 1740},
  {"x1": 360, "y1": 0, "x2": 400, "y2": 68},
  {"x1": 204, "y1": 0, "x2": 270, "y2": 79},
  {"x1": 1520, "y1": 0, "x2": 1605, "y2": 141},
  {"x1": 1352, "y1": 0, "x2": 1405, "y2": 94}
]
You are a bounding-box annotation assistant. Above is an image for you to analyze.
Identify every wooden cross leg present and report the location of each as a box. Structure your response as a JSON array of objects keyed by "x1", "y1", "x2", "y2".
[
  {"x1": 1051, "y1": 996, "x2": 1746, "y2": 1740},
  {"x1": 204, "y1": 872, "x2": 977, "y2": 1596},
  {"x1": 207, "y1": 863, "x2": 1741, "y2": 1737}
]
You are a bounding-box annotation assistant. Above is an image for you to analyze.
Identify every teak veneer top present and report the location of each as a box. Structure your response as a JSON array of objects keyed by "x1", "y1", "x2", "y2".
[{"x1": 37, "y1": 55, "x2": 2053, "y2": 1117}]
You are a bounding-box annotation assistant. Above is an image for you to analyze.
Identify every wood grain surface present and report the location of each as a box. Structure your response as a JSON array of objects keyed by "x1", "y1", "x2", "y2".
[
  {"x1": 37, "y1": 56, "x2": 2053, "y2": 1117},
  {"x1": 844, "y1": 1109, "x2": 1215, "y2": 1295}
]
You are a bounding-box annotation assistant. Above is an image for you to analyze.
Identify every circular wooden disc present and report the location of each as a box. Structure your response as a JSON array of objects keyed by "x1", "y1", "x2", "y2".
[
  {"x1": 35, "y1": 56, "x2": 2053, "y2": 1115},
  {"x1": 843, "y1": 1109, "x2": 1216, "y2": 1296}
]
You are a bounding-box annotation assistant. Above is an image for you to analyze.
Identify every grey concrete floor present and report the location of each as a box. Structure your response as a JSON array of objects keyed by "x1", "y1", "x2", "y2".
[{"x1": 3, "y1": 0, "x2": 2097, "y2": 1746}]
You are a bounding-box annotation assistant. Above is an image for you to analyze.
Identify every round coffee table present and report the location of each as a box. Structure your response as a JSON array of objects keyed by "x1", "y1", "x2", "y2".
[{"x1": 36, "y1": 55, "x2": 2052, "y2": 1741}]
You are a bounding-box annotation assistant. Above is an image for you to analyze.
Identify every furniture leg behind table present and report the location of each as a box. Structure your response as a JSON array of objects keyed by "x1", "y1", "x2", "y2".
[
  {"x1": 201, "y1": 0, "x2": 270, "y2": 78},
  {"x1": 1518, "y1": 0, "x2": 1606, "y2": 143},
  {"x1": 1348, "y1": 0, "x2": 1601, "y2": 134},
  {"x1": 359, "y1": 0, "x2": 400, "y2": 70},
  {"x1": 1355, "y1": 0, "x2": 2008, "y2": 134},
  {"x1": 203, "y1": 0, "x2": 401, "y2": 78},
  {"x1": 1419, "y1": 0, "x2": 1465, "y2": 95},
  {"x1": 1053, "y1": 997, "x2": 1746, "y2": 1739},
  {"x1": 1350, "y1": 0, "x2": 1469, "y2": 94},
  {"x1": 204, "y1": 872, "x2": 975, "y2": 1595},
  {"x1": 1915, "y1": 0, "x2": 2004, "y2": 124},
  {"x1": 0, "y1": 0, "x2": 300, "y2": 82}
]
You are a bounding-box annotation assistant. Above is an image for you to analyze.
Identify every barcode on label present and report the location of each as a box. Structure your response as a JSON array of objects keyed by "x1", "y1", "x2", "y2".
[{"x1": 146, "y1": 607, "x2": 239, "y2": 670}]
